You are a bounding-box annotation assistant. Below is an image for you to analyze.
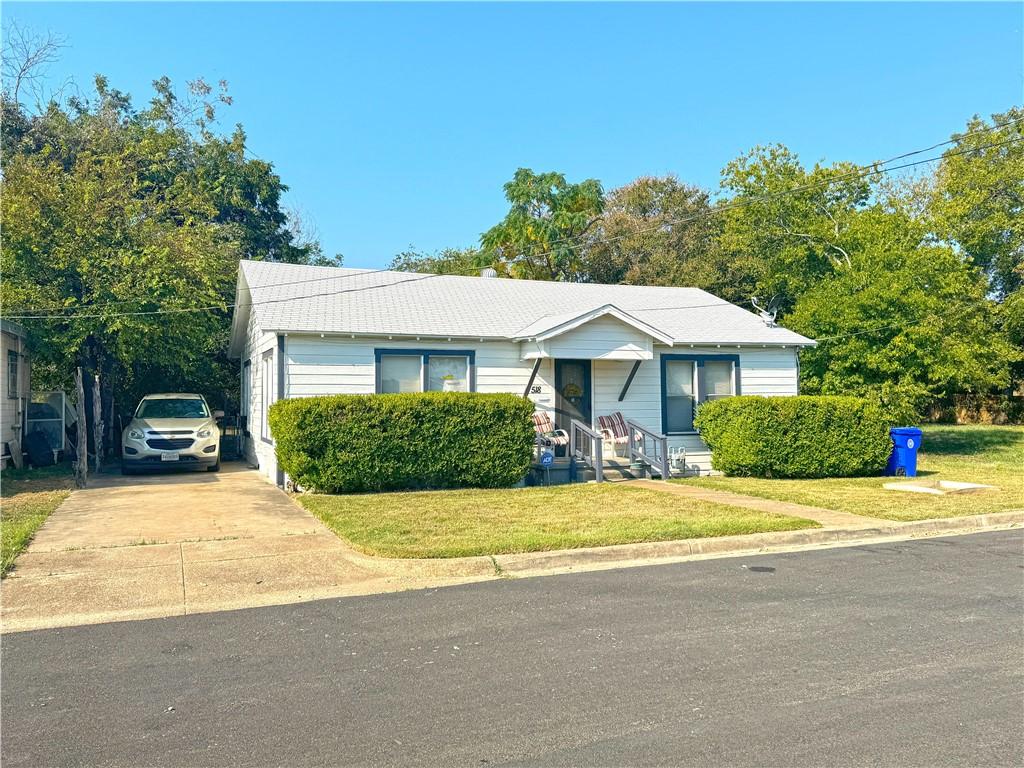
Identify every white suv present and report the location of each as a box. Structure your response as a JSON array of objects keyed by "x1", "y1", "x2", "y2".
[{"x1": 121, "y1": 393, "x2": 223, "y2": 474}]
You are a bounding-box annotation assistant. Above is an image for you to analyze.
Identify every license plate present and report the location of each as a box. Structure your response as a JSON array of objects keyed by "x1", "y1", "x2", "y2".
[{"x1": 161, "y1": 451, "x2": 180, "y2": 462}]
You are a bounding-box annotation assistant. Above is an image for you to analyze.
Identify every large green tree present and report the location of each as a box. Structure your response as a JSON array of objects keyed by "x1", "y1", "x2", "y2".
[
  {"x1": 717, "y1": 145, "x2": 872, "y2": 313},
  {"x1": 713, "y1": 139, "x2": 1019, "y2": 416},
  {"x1": 388, "y1": 246, "x2": 483, "y2": 275},
  {"x1": 582, "y1": 175, "x2": 724, "y2": 290},
  {"x1": 1, "y1": 71, "x2": 318, "y2": 432},
  {"x1": 480, "y1": 168, "x2": 603, "y2": 280},
  {"x1": 930, "y1": 107, "x2": 1024, "y2": 299},
  {"x1": 930, "y1": 108, "x2": 1024, "y2": 388},
  {"x1": 788, "y1": 207, "x2": 1016, "y2": 419}
]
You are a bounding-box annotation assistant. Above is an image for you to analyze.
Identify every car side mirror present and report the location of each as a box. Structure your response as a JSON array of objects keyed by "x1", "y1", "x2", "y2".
[{"x1": 213, "y1": 410, "x2": 225, "y2": 420}]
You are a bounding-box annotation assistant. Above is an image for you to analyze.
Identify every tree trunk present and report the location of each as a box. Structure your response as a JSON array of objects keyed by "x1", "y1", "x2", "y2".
[
  {"x1": 109, "y1": 391, "x2": 116, "y2": 457},
  {"x1": 74, "y1": 367, "x2": 88, "y2": 489},
  {"x1": 92, "y1": 374, "x2": 103, "y2": 472}
]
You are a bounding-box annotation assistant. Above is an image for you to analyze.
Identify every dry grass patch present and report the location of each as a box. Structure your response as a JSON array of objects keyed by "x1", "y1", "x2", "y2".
[
  {"x1": 2, "y1": 464, "x2": 73, "y2": 575},
  {"x1": 298, "y1": 483, "x2": 818, "y2": 558},
  {"x1": 676, "y1": 425, "x2": 1023, "y2": 522}
]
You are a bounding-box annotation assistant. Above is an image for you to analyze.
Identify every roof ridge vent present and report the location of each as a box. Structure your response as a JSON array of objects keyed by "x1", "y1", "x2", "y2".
[{"x1": 480, "y1": 267, "x2": 498, "y2": 278}]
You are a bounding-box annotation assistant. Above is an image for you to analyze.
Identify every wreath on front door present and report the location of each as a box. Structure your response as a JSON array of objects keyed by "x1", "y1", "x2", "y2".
[{"x1": 561, "y1": 383, "x2": 583, "y2": 399}]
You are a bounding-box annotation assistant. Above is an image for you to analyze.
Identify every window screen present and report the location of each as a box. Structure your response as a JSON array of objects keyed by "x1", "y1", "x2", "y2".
[
  {"x1": 7, "y1": 351, "x2": 17, "y2": 399},
  {"x1": 664, "y1": 360, "x2": 696, "y2": 433},
  {"x1": 380, "y1": 355, "x2": 422, "y2": 393},
  {"x1": 703, "y1": 360, "x2": 735, "y2": 401},
  {"x1": 427, "y1": 356, "x2": 469, "y2": 392}
]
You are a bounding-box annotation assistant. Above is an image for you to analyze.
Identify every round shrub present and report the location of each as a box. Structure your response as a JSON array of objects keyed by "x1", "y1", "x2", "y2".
[
  {"x1": 268, "y1": 392, "x2": 536, "y2": 493},
  {"x1": 693, "y1": 395, "x2": 892, "y2": 478}
]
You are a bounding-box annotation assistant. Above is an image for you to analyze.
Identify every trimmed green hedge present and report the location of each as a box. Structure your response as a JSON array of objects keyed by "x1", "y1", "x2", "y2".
[
  {"x1": 268, "y1": 392, "x2": 535, "y2": 493},
  {"x1": 693, "y1": 395, "x2": 892, "y2": 478}
]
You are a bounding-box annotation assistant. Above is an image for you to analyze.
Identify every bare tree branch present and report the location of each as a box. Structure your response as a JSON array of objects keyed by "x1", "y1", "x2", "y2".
[
  {"x1": 284, "y1": 205, "x2": 321, "y2": 251},
  {"x1": 777, "y1": 217, "x2": 852, "y2": 267},
  {"x1": 1, "y1": 22, "x2": 66, "y2": 110}
]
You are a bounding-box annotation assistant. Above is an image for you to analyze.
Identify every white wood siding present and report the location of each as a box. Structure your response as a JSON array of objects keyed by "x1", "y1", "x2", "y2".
[
  {"x1": 592, "y1": 359, "x2": 661, "y2": 430},
  {"x1": 737, "y1": 348, "x2": 800, "y2": 396},
  {"x1": 526, "y1": 315, "x2": 653, "y2": 361},
  {"x1": 284, "y1": 336, "x2": 559, "y2": 412},
  {"x1": 239, "y1": 306, "x2": 278, "y2": 480},
  {"x1": 240, "y1": 332, "x2": 802, "y2": 481},
  {"x1": 595, "y1": 346, "x2": 799, "y2": 472}
]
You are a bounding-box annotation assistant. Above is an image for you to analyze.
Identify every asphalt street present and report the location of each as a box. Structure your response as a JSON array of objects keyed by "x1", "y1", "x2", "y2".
[{"x1": 3, "y1": 529, "x2": 1022, "y2": 767}]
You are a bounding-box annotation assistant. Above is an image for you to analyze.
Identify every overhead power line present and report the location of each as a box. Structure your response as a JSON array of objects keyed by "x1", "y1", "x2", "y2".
[
  {"x1": 519, "y1": 133, "x2": 1024, "y2": 265},
  {"x1": 3, "y1": 264, "x2": 406, "y2": 317},
  {"x1": 3, "y1": 127, "x2": 1021, "y2": 322},
  {"x1": 2, "y1": 272, "x2": 446, "y2": 321},
  {"x1": 503, "y1": 114, "x2": 1024, "y2": 256}
]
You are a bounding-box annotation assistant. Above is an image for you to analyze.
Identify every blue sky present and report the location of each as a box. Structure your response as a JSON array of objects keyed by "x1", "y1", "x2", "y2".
[{"x1": 7, "y1": 2, "x2": 1023, "y2": 268}]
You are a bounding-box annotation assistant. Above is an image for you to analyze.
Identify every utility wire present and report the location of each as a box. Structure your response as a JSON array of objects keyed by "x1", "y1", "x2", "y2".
[
  {"x1": 491, "y1": 114, "x2": 1024, "y2": 256},
  {"x1": 517, "y1": 134, "x2": 1024, "y2": 265},
  {"x1": 3, "y1": 264, "x2": 404, "y2": 317},
  {"x1": 2, "y1": 272, "x2": 446, "y2": 321},
  {"x1": 4, "y1": 130, "x2": 1021, "y2": 321},
  {"x1": 811, "y1": 294, "x2": 995, "y2": 344}
]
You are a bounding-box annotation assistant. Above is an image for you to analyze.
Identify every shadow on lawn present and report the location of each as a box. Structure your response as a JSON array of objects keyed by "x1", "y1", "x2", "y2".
[{"x1": 922, "y1": 426, "x2": 1023, "y2": 457}]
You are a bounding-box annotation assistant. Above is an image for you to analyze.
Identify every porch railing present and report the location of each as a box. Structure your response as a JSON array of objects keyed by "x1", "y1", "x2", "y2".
[
  {"x1": 569, "y1": 419, "x2": 604, "y2": 483},
  {"x1": 626, "y1": 419, "x2": 670, "y2": 480}
]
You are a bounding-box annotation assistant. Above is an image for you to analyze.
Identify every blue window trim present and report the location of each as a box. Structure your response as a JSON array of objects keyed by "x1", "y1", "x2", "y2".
[
  {"x1": 374, "y1": 348, "x2": 477, "y2": 393},
  {"x1": 660, "y1": 354, "x2": 741, "y2": 435}
]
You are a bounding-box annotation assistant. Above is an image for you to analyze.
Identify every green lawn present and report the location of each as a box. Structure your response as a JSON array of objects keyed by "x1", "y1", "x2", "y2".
[
  {"x1": 675, "y1": 425, "x2": 1024, "y2": 522},
  {"x1": 1, "y1": 464, "x2": 73, "y2": 575},
  {"x1": 298, "y1": 483, "x2": 819, "y2": 559}
]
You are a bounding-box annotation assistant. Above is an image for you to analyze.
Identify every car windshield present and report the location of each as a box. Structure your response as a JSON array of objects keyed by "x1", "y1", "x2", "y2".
[{"x1": 136, "y1": 398, "x2": 209, "y2": 419}]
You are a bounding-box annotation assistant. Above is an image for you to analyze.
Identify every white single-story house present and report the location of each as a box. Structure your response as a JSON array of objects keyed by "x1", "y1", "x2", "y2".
[{"x1": 228, "y1": 260, "x2": 815, "y2": 486}]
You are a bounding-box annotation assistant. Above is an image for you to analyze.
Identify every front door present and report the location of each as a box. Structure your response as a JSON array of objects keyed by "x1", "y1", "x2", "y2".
[{"x1": 554, "y1": 359, "x2": 592, "y2": 434}]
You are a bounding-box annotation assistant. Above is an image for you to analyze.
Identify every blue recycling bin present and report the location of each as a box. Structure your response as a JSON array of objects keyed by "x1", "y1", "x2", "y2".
[{"x1": 886, "y1": 427, "x2": 923, "y2": 477}]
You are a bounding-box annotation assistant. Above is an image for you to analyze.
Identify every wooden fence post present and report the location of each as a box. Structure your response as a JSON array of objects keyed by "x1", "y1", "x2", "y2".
[
  {"x1": 92, "y1": 374, "x2": 103, "y2": 472},
  {"x1": 74, "y1": 367, "x2": 88, "y2": 489}
]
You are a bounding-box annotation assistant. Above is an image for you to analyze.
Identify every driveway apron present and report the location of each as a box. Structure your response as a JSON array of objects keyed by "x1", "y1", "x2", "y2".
[{"x1": 1, "y1": 465, "x2": 478, "y2": 633}]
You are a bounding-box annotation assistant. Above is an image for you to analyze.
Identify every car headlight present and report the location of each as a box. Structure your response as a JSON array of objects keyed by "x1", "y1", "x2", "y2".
[
  {"x1": 197, "y1": 428, "x2": 213, "y2": 438},
  {"x1": 128, "y1": 428, "x2": 144, "y2": 440}
]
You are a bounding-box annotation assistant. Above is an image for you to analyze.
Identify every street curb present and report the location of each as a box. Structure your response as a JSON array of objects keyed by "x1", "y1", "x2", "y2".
[
  {"x1": 490, "y1": 511, "x2": 1024, "y2": 576},
  {"x1": 326, "y1": 510, "x2": 1024, "y2": 580}
]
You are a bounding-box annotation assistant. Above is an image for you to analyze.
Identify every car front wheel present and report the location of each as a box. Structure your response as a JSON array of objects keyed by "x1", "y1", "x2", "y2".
[{"x1": 207, "y1": 458, "x2": 221, "y2": 472}]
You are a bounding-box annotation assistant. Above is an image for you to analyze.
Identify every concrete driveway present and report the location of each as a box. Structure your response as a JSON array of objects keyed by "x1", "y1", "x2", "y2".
[{"x1": 1, "y1": 465, "x2": 487, "y2": 633}]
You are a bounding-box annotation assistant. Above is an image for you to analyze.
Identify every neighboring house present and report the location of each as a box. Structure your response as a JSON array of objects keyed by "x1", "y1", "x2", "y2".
[
  {"x1": 1, "y1": 320, "x2": 31, "y2": 467},
  {"x1": 229, "y1": 260, "x2": 815, "y2": 485}
]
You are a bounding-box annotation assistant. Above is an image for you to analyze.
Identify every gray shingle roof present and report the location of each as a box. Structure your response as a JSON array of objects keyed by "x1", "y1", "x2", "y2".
[{"x1": 234, "y1": 260, "x2": 814, "y2": 349}]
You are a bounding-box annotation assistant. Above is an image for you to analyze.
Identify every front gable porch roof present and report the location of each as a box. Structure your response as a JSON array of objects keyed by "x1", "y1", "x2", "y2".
[{"x1": 511, "y1": 304, "x2": 675, "y2": 345}]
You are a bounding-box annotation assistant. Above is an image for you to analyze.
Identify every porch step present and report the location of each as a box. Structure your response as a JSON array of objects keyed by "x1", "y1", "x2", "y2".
[
  {"x1": 577, "y1": 461, "x2": 644, "y2": 483},
  {"x1": 527, "y1": 453, "x2": 716, "y2": 485}
]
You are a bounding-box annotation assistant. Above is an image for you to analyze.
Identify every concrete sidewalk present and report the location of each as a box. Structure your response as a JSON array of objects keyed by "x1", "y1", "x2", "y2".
[{"x1": 628, "y1": 478, "x2": 877, "y2": 528}]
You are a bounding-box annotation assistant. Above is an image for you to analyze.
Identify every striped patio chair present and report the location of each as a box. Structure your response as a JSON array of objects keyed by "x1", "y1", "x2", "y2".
[
  {"x1": 598, "y1": 411, "x2": 637, "y2": 458},
  {"x1": 531, "y1": 411, "x2": 569, "y2": 449}
]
